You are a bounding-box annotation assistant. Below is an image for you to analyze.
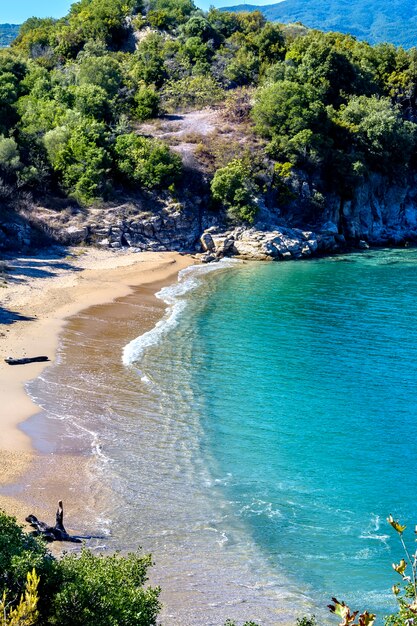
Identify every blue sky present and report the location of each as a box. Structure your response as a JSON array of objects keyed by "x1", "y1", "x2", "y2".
[{"x1": 1, "y1": 0, "x2": 280, "y2": 24}]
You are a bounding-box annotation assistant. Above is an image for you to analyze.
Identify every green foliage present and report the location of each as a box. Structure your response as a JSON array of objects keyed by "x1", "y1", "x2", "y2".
[
  {"x1": 0, "y1": 53, "x2": 28, "y2": 132},
  {"x1": 162, "y1": 75, "x2": 223, "y2": 111},
  {"x1": 133, "y1": 33, "x2": 166, "y2": 87},
  {"x1": 134, "y1": 87, "x2": 160, "y2": 121},
  {"x1": 114, "y1": 133, "x2": 182, "y2": 188},
  {"x1": 211, "y1": 159, "x2": 257, "y2": 223},
  {"x1": 0, "y1": 511, "x2": 160, "y2": 626},
  {"x1": 0, "y1": 136, "x2": 20, "y2": 175},
  {"x1": 147, "y1": 0, "x2": 196, "y2": 29},
  {"x1": 332, "y1": 95, "x2": 416, "y2": 174},
  {"x1": 182, "y1": 15, "x2": 216, "y2": 42},
  {"x1": 223, "y1": 45, "x2": 259, "y2": 86},
  {"x1": 71, "y1": 84, "x2": 109, "y2": 119},
  {"x1": 44, "y1": 120, "x2": 111, "y2": 204},
  {"x1": 13, "y1": 17, "x2": 57, "y2": 60},
  {"x1": 17, "y1": 96, "x2": 68, "y2": 135},
  {"x1": 78, "y1": 55, "x2": 123, "y2": 98},
  {"x1": 49, "y1": 549, "x2": 160, "y2": 626},
  {"x1": 252, "y1": 80, "x2": 325, "y2": 139},
  {"x1": 272, "y1": 161, "x2": 296, "y2": 205},
  {"x1": 0, "y1": 570, "x2": 39, "y2": 626},
  {"x1": 0, "y1": 512, "x2": 57, "y2": 626}
]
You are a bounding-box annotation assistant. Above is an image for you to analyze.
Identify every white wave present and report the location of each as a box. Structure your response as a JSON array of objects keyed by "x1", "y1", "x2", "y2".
[
  {"x1": 217, "y1": 531, "x2": 229, "y2": 546},
  {"x1": 122, "y1": 259, "x2": 239, "y2": 369},
  {"x1": 359, "y1": 513, "x2": 389, "y2": 545},
  {"x1": 71, "y1": 420, "x2": 111, "y2": 464},
  {"x1": 359, "y1": 532, "x2": 390, "y2": 543}
]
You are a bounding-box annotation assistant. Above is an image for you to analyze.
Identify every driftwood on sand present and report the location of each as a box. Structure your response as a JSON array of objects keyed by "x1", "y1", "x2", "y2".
[
  {"x1": 26, "y1": 500, "x2": 82, "y2": 543},
  {"x1": 5, "y1": 356, "x2": 49, "y2": 365}
]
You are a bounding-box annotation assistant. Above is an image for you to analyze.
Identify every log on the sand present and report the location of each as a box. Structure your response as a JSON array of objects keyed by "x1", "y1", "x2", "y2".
[
  {"x1": 26, "y1": 501, "x2": 82, "y2": 543},
  {"x1": 5, "y1": 356, "x2": 49, "y2": 365}
]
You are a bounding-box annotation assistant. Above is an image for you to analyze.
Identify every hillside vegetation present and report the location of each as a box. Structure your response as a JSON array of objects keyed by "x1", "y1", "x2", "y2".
[
  {"x1": 2, "y1": 0, "x2": 417, "y2": 240},
  {"x1": 222, "y1": 0, "x2": 417, "y2": 48}
]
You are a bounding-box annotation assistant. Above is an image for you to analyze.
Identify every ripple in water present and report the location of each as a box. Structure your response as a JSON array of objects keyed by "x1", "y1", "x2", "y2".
[{"x1": 26, "y1": 248, "x2": 417, "y2": 624}]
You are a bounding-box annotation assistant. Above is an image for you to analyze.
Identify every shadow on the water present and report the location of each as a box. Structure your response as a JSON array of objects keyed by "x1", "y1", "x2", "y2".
[{"x1": 0, "y1": 307, "x2": 35, "y2": 325}]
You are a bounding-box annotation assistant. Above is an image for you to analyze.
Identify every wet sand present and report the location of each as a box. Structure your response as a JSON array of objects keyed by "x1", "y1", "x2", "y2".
[{"x1": 0, "y1": 248, "x2": 193, "y2": 521}]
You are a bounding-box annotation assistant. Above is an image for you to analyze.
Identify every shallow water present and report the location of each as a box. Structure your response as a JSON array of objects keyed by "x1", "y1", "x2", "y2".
[{"x1": 27, "y1": 249, "x2": 417, "y2": 624}]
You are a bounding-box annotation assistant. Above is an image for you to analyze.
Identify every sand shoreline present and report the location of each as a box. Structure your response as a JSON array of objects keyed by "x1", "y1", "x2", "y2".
[{"x1": 0, "y1": 247, "x2": 194, "y2": 519}]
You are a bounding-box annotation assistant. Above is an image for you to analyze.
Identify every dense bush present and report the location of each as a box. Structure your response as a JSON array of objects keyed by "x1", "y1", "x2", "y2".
[
  {"x1": 162, "y1": 75, "x2": 223, "y2": 111},
  {"x1": 134, "y1": 87, "x2": 160, "y2": 121},
  {"x1": 211, "y1": 159, "x2": 258, "y2": 223},
  {"x1": 49, "y1": 549, "x2": 160, "y2": 626},
  {"x1": 44, "y1": 120, "x2": 111, "y2": 204},
  {"x1": 0, "y1": 511, "x2": 160, "y2": 626},
  {"x1": 114, "y1": 133, "x2": 182, "y2": 188},
  {"x1": 2, "y1": 0, "x2": 417, "y2": 213}
]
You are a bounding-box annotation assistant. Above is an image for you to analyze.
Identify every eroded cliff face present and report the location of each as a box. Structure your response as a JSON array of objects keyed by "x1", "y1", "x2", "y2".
[
  {"x1": 197, "y1": 173, "x2": 417, "y2": 262},
  {"x1": 324, "y1": 173, "x2": 417, "y2": 244},
  {"x1": 2, "y1": 172, "x2": 417, "y2": 261}
]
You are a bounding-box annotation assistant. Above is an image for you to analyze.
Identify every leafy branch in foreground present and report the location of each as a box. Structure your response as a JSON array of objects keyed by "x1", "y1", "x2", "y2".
[
  {"x1": 329, "y1": 515, "x2": 417, "y2": 626},
  {"x1": 0, "y1": 569, "x2": 40, "y2": 626}
]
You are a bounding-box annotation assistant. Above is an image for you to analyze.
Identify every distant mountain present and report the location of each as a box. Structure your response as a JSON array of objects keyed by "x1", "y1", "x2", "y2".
[
  {"x1": 221, "y1": 0, "x2": 417, "y2": 48},
  {"x1": 0, "y1": 24, "x2": 19, "y2": 47}
]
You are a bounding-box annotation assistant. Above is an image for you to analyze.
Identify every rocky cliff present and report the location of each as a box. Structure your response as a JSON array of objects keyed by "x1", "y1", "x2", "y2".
[
  {"x1": 3, "y1": 171, "x2": 417, "y2": 262},
  {"x1": 324, "y1": 174, "x2": 417, "y2": 245}
]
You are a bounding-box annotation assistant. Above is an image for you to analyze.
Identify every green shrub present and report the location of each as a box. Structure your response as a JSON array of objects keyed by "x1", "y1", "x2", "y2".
[
  {"x1": 44, "y1": 120, "x2": 111, "y2": 204},
  {"x1": 0, "y1": 511, "x2": 52, "y2": 602},
  {"x1": 162, "y1": 75, "x2": 223, "y2": 112},
  {"x1": 115, "y1": 133, "x2": 182, "y2": 188},
  {"x1": 72, "y1": 84, "x2": 109, "y2": 119},
  {"x1": 0, "y1": 136, "x2": 20, "y2": 174},
  {"x1": 49, "y1": 549, "x2": 160, "y2": 626},
  {"x1": 0, "y1": 511, "x2": 160, "y2": 626},
  {"x1": 134, "y1": 87, "x2": 160, "y2": 121},
  {"x1": 211, "y1": 158, "x2": 257, "y2": 224},
  {"x1": 332, "y1": 95, "x2": 416, "y2": 175}
]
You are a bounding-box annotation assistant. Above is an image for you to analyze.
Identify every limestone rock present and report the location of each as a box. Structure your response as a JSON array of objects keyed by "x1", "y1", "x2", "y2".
[{"x1": 200, "y1": 232, "x2": 215, "y2": 252}]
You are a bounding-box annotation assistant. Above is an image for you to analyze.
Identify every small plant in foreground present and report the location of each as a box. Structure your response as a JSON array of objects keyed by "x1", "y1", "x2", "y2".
[
  {"x1": 0, "y1": 569, "x2": 39, "y2": 626},
  {"x1": 329, "y1": 515, "x2": 417, "y2": 626}
]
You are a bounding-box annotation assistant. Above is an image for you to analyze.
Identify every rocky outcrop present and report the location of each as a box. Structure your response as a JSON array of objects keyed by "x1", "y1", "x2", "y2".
[
  {"x1": 3, "y1": 168, "x2": 417, "y2": 260},
  {"x1": 200, "y1": 225, "x2": 324, "y2": 262},
  {"x1": 6, "y1": 199, "x2": 205, "y2": 253},
  {"x1": 0, "y1": 212, "x2": 33, "y2": 251},
  {"x1": 322, "y1": 173, "x2": 417, "y2": 245}
]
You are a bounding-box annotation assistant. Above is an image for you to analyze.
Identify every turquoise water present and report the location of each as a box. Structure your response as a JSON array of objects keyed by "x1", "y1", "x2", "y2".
[
  {"x1": 183, "y1": 249, "x2": 417, "y2": 616},
  {"x1": 28, "y1": 248, "x2": 417, "y2": 623}
]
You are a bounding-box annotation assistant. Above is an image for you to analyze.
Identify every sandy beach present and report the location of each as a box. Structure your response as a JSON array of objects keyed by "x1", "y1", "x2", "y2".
[{"x1": 0, "y1": 247, "x2": 194, "y2": 520}]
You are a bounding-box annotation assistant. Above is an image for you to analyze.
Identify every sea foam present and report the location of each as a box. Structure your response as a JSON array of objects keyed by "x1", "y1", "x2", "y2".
[{"x1": 122, "y1": 259, "x2": 238, "y2": 369}]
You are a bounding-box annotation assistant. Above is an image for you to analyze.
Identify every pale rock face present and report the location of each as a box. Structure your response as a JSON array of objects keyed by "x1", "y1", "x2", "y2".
[
  {"x1": 201, "y1": 226, "x2": 320, "y2": 261},
  {"x1": 4, "y1": 169, "x2": 417, "y2": 257},
  {"x1": 200, "y1": 232, "x2": 215, "y2": 252}
]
